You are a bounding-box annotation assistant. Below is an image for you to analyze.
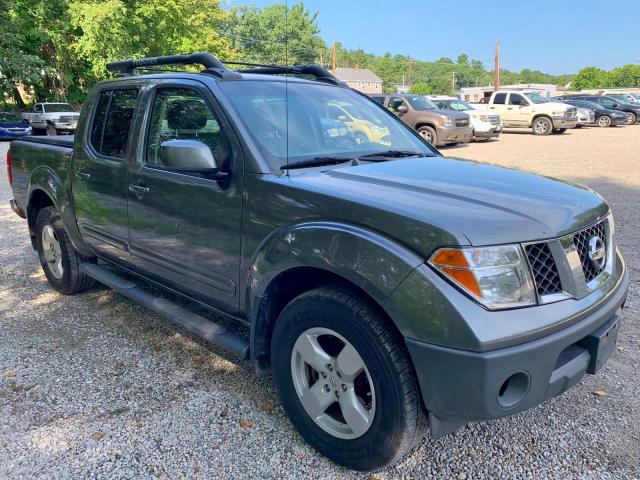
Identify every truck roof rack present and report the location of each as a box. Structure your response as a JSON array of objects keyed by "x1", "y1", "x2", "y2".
[
  {"x1": 105, "y1": 53, "x2": 344, "y2": 86},
  {"x1": 105, "y1": 52, "x2": 242, "y2": 80}
]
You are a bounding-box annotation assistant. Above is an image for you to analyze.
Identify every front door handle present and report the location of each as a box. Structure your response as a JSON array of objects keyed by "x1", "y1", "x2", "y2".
[
  {"x1": 75, "y1": 171, "x2": 91, "y2": 180},
  {"x1": 129, "y1": 181, "x2": 150, "y2": 197}
]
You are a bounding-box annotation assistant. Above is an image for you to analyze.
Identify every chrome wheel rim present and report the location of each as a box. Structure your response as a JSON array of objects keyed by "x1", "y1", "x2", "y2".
[
  {"x1": 418, "y1": 129, "x2": 433, "y2": 144},
  {"x1": 599, "y1": 116, "x2": 610, "y2": 127},
  {"x1": 41, "y1": 225, "x2": 63, "y2": 279},
  {"x1": 626, "y1": 113, "x2": 635, "y2": 125},
  {"x1": 290, "y1": 327, "x2": 376, "y2": 439},
  {"x1": 534, "y1": 119, "x2": 549, "y2": 134}
]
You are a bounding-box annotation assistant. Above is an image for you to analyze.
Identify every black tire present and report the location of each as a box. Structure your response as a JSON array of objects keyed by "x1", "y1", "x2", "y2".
[
  {"x1": 416, "y1": 125, "x2": 437, "y2": 145},
  {"x1": 531, "y1": 116, "x2": 553, "y2": 135},
  {"x1": 625, "y1": 112, "x2": 637, "y2": 125},
  {"x1": 45, "y1": 124, "x2": 57, "y2": 136},
  {"x1": 35, "y1": 207, "x2": 95, "y2": 295},
  {"x1": 552, "y1": 128, "x2": 567, "y2": 134},
  {"x1": 271, "y1": 285, "x2": 426, "y2": 471},
  {"x1": 597, "y1": 115, "x2": 612, "y2": 128}
]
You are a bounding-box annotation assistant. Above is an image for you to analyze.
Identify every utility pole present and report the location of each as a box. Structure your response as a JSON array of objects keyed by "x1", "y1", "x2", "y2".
[
  {"x1": 331, "y1": 42, "x2": 337, "y2": 74},
  {"x1": 407, "y1": 59, "x2": 414, "y2": 87},
  {"x1": 493, "y1": 41, "x2": 500, "y2": 91},
  {"x1": 451, "y1": 71, "x2": 456, "y2": 95}
]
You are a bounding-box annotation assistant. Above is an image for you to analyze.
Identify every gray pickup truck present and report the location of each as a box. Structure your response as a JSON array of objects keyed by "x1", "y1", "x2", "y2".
[{"x1": 6, "y1": 53, "x2": 629, "y2": 471}]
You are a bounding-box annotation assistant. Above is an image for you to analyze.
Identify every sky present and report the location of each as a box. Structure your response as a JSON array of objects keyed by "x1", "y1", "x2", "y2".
[{"x1": 229, "y1": 0, "x2": 640, "y2": 74}]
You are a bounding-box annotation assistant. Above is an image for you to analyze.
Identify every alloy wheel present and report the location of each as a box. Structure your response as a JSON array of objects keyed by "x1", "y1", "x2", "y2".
[
  {"x1": 41, "y1": 224, "x2": 64, "y2": 279},
  {"x1": 290, "y1": 327, "x2": 376, "y2": 439}
]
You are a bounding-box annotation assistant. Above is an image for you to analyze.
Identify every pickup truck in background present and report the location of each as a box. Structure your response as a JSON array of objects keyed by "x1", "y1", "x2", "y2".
[
  {"x1": 6, "y1": 53, "x2": 629, "y2": 471},
  {"x1": 21, "y1": 103, "x2": 80, "y2": 136},
  {"x1": 370, "y1": 93, "x2": 473, "y2": 146},
  {"x1": 426, "y1": 95, "x2": 502, "y2": 141},
  {"x1": 474, "y1": 90, "x2": 578, "y2": 135}
]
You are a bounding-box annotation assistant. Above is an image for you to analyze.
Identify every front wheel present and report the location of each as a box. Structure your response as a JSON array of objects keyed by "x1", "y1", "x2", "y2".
[
  {"x1": 597, "y1": 115, "x2": 612, "y2": 128},
  {"x1": 271, "y1": 285, "x2": 426, "y2": 471},
  {"x1": 417, "y1": 125, "x2": 437, "y2": 145},
  {"x1": 35, "y1": 207, "x2": 95, "y2": 294},
  {"x1": 532, "y1": 117, "x2": 553, "y2": 135},
  {"x1": 626, "y1": 112, "x2": 637, "y2": 125},
  {"x1": 45, "y1": 124, "x2": 57, "y2": 136}
]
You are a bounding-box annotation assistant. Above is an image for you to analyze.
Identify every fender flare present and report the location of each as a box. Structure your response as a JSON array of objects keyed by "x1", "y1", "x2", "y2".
[
  {"x1": 27, "y1": 165, "x2": 93, "y2": 257},
  {"x1": 245, "y1": 221, "x2": 425, "y2": 367}
]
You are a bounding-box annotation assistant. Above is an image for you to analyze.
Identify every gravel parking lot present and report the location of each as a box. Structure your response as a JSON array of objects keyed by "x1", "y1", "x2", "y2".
[{"x1": 1, "y1": 127, "x2": 638, "y2": 479}]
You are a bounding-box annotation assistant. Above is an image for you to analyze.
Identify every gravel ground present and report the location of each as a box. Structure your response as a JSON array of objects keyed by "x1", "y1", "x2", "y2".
[{"x1": 0, "y1": 127, "x2": 638, "y2": 479}]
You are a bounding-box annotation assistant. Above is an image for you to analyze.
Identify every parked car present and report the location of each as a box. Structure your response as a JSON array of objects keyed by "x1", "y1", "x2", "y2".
[
  {"x1": 560, "y1": 99, "x2": 627, "y2": 127},
  {"x1": 6, "y1": 53, "x2": 629, "y2": 471},
  {"x1": 21, "y1": 103, "x2": 80, "y2": 135},
  {"x1": 603, "y1": 91, "x2": 638, "y2": 104},
  {"x1": 326, "y1": 100, "x2": 390, "y2": 145},
  {"x1": 560, "y1": 95, "x2": 640, "y2": 125},
  {"x1": 426, "y1": 95, "x2": 502, "y2": 140},
  {"x1": 473, "y1": 90, "x2": 578, "y2": 135},
  {"x1": 370, "y1": 93, "x2": 472, "y2": 146},
  {"x1": 547, "y1": 98, "x2": 594, "y2": 128},
  {"x1": 0, "y1": 112, "x2": 32, "y2": 140}
]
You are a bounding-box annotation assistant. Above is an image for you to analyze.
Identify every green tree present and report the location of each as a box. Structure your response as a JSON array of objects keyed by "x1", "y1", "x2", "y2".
[
  {"x1": 409, "y1": 82, "x2": 433, "y2": 94},
  {"x1": 572, "y1": 66, "x2": 611, "y2": 90}
]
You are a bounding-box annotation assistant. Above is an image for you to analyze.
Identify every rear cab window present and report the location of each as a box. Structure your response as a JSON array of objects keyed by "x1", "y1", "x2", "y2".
[
  {"x1": 89, "y1": 88, "x2": 139, "y2": 159},
  {"x1": 493, "y1": 93, "x2": 507, "y2": 105}
]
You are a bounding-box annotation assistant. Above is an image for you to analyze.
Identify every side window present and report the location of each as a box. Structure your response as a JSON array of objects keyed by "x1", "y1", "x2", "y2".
[
  {"x1": 600, "y1": 98, "x2": 614, "y2": 107},
  {"x1": 388, "y1": 97, "x2": 406, "y2": 112},
  {"x1": 90, "y1": 89, "x2": 139, "y2": 159},
  {"x1": 493, "y1": 93, "x2": 507, "y2": 104},
  {"x1": 34, "y1": 104, "x2": 43, "y2": 113},
  {"x1": 146, "y1": 88, "x2": 231, "y2": 172},
  {"x1": 508, "y1": 94, "x2": 526, "y2": 106}
]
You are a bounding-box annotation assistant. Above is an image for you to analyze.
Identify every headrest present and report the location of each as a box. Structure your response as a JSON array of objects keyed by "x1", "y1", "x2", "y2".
[{"x1": 166, "y1": 99, "x2": 208, "y2": 130}]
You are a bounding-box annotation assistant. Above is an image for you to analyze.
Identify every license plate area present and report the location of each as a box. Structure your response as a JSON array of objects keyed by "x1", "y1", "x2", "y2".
[{"x1": 578, "y1": 315, "x2": 619, "y2": 374}]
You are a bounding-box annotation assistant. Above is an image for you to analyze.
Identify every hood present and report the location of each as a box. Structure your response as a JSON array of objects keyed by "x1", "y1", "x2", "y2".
[
  {"x1": 425, "y1": 109, "x2": 469, "y2": 120},
  {"x1": 294, "y1": 157, "x2": 609, "y2": 248},
  {"x1": 0, "y1": 121, "x2": 30, "y2": 128}
]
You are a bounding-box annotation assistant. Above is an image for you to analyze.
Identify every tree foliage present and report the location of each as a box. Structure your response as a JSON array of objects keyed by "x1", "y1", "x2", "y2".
[{"x1": 572, "y1": 64, "x2": 640, "y2": 90}]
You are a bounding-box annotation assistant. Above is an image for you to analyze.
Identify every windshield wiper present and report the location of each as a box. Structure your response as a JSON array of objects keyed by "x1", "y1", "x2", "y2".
[
  {"x1": 281, "y1": 156, "x2": 354, "y2": 170},
  {"x1": 358, "y1": 150, "x2": 427, "y2": 160}
]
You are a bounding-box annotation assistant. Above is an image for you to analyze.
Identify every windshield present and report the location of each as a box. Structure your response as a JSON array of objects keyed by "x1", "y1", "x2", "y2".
[
  {"x1": 582, "y1": 101, "x2": 605, "y2": 111},
  {"x1": 523, "y1": 92, "x2": 549, "y2": 104},
  {"x1": 0, "y1": 113, "x2": 22, "y2": 123},
  {"x1": 43, "y1": 103, "x2": 75, "y2": 113},
  {"x1": 405, "y1": 96, "x2": 438, "y2": 110},
  {"x1": 219, "y1": 81, "x2": 435, "y2": 171},
  {"x1": 438, "y1": 99, "x2": 473, "y2": 111}
]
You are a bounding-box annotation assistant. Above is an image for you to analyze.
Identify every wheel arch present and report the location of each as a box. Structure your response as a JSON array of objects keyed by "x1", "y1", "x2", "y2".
[
  {"x1": 245, "y1": 222, "x2": 424, "y2": 374},
  {"x1": 530, "y1": 113, "x2": 552, "y2": 125}
]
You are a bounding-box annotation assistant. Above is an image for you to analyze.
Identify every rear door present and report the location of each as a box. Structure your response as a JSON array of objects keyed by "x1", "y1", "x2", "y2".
[
  {"x1": 72, "y1": 87, "x2": 140, "y2": 261},
  {"x1": 126, "y1": 81, "x2": 243, "y2": 312},
  {"x1": 488, "y1": 93, "x2": 510, "y2": 123}
]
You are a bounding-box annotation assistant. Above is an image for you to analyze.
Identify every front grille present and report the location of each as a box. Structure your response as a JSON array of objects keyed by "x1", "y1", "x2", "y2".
[
  {"x1": 573, "y1": 221, "x2": 608, "y2": 283},
  {"x1": 525, "y1": 242, "x2": 563, "y2": 296},
  {"x1": 455, "y1": 119, "x2": 469, "y2": 127},
  {"x1": 59, "y1": 115, "x2": 78, "y2": 123}
]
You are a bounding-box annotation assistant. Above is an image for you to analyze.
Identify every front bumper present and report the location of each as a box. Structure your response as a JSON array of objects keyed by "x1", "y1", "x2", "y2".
[
  {"x1": 551, "y1": 115, "x2": 578, "y2": 129},
  {"x1": 436, "y1": 125, "x2": 473, "y2": 145},
  {"x1": 473, "y1": 124, "x2": 502, "y2": 139},
  {"x1": 611, "y1": 115, "x2": 628, "y2": 126},
  {"x1": 405, "y1": 257, "x2": 629, "y2": 438},
  {"x1": 53, "y1": 122, "x2": 78, "y2": 132}
]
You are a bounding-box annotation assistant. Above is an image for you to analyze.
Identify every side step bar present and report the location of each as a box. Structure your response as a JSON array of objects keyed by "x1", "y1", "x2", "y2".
[{"x1": 80, "y1": 263, "x2": 249, "y2": 361}]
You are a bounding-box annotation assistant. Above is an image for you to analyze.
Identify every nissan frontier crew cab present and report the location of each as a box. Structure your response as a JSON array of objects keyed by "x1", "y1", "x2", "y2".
[
  {"x1": 6, "y1": 53, "x2": 629, "y2": 472},
  {"x1": 475, "y1": 90, "x2": 578, "y2": 135}
]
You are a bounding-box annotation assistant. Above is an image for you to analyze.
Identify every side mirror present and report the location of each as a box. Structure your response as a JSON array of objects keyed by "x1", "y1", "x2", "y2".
[
  {"x1": 397, "y1": 105, "x2": 408, "y2": 114},
  {"x1": 611, "y1": 103, "x2": 619, "y2": 108},
  {"x1": 159, "y1": 139, "x2": 226, "y2": 178}
]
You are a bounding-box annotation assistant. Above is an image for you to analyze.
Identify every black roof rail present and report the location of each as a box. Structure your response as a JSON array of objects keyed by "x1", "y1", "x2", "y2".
[
  {"x1": 105, "y1": 52, "x2": 241, "y2": 79},
  {"x1": 224, "y1": 61, "x2": 345, "y2": 86}
]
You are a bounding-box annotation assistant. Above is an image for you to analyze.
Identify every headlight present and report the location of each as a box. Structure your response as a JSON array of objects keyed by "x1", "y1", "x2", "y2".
[
  {"x1": 441, "y1": 117, "x2": 455, "y2": 127},
  {"x1": 478, "y1": 115, "x2": 490, "y2": 122},
  {"x1": 429, "y1": 245, "x2": 536, "y2": 310}
]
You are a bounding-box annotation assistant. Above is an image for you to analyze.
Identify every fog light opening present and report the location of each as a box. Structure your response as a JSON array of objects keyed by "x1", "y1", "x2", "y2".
[{"x1": 497, "y1": 371, "x2": 530, "y2": 408}]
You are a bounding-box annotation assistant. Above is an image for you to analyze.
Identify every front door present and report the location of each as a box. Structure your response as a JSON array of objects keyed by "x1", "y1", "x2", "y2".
[
  {"x1": 126, "y1": 83, "x2": 242, "y2": 312},
  {"x1": 72, "y1": 87, "x2": 140, "y2": 261},
  {"x1": 507, "y1": 93, "x2": 530, "y2": 126}
]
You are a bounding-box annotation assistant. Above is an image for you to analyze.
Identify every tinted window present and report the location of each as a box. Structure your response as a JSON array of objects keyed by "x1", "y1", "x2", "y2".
[
  {"x1": 34, "y1": 105, "x2": 43, "y2": 113},
  {"x1": 90, "y1": 91, "x2": 111, "y2": 152},
  {"x1": 146, "y1": 88, "x2": 230, "y2": 171},
  {"x1": 493, "y1": 93, "x2": 507, "y2": 104},
  {"x1": 509, "y1": 94, "x2": 526, "y2": 106},
  {"x1": 101, "y1": 89, "x2": 138, "y2": 158},
  {"x1": 600, "y1": 98, "x2": 616, "y2": 108},
  {"x1": 388, "y1": 97, "x2": 406, "y2": 112}
]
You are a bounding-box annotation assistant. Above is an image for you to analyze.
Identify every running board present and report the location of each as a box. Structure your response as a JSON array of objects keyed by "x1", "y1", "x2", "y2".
[{"x1": 80, "y1": 263, "x2": 249, "y2": 361}]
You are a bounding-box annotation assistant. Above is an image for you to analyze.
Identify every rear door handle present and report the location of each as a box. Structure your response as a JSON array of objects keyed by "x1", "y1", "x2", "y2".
[{"x1": 75, "y1": 171, "x2": 91, "y2": 180}]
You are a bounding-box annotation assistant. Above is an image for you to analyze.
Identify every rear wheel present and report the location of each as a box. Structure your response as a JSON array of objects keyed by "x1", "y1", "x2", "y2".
[
  {"x1": 35, "y1": 207, "x2": 95, "y2": 294},
  {"x1": 417, "y1": 125, "x2": 437, "y2": 145},
  {"x1": 532, "y1": 116, "x2": 553, "y2": 135},
  {"x1": 597, "y1": 115, "x2": 611, "y2": 128},
  {"x1": 45, "y1": 124, "x2": 57, "y2": 136},
  {"x1": 271, "y1": 285, "x2": 426, "y2": 471},
  {"x1": 626, "y1": 112, "x2": 637, "y2": 125}
]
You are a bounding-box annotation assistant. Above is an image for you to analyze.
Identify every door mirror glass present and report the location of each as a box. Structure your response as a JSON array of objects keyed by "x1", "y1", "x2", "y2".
[{"x1": 159, "y1": 139, "x2": 219, "y2": 173}]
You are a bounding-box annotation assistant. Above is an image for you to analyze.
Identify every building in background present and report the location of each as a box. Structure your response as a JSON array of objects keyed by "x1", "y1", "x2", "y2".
[
  {"x1": 460, "y1": 83, "x2": 558, "y2": 102},
  {"x1": 334, "y1": 66, "x2": 383, "y2": 94}
]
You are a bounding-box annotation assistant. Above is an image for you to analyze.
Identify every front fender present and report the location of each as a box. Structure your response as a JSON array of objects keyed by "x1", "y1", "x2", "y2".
[
  {"x1": 28, "y1": 165, "x2": 92, "y2": 257},
  {"x1": 246, "y1": 221, "x2": 424, "y2": 329}
]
